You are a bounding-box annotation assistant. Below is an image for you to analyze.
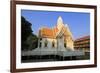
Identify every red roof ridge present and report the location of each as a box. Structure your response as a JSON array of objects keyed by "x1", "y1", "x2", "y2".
[{"x1": 75, "y1": 35, "x2": 90, "y2": 41}]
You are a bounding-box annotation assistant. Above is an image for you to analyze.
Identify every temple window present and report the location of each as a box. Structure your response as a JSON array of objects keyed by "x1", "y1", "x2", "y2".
[
  {"x1": 64, "y1": 39, "x2": 67, "y2": 48},
  {"x1": 44, "y1": 40, "x2": 48, "y2": 47},
  {"x1": 64, "y1": 43, "x2": 66, "y2": 48},
  {"x1": 39, "y1": 42, "x2": 42, "y2": 48},
  {"x1": 52, "y1": 41, "x2": 55, "y2": 48}
]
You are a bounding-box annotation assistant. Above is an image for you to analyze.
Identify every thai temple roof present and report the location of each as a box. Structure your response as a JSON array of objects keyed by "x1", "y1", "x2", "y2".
[
  {"x1": 39, "y1": 27, "x2": 59, "y2": 38},
  {"x1": 39, "y1": 16, "x2": 73, "y2": 39}
]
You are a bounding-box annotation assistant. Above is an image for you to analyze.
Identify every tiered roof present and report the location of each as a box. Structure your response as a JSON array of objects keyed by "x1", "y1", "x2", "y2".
[
  {"x1": 39, "y1": 27, "x2": 58, "y2": 38},
  {"x1": 39, "y1": 16, "x2": 73, "y2": 39}
]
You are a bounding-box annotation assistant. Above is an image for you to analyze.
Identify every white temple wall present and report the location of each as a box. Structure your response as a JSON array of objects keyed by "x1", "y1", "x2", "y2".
[
  {"x1": 66, "y1": 37, "x2": 74, "y2": 50},
  {"x1": 57, "y1": 37, "x2": 64, "y2": 49},
  {"x1": 40, "y1": 38, "x2": 57, "y2": 49}
]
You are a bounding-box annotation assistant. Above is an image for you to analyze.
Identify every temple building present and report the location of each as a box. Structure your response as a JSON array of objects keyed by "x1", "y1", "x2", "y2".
[
  {"x1": 38, "y1": 16, "x2": 74, "y2": 50},
  {"x1": 22, "y1": 16, "x2": 85, "y2": 59}
]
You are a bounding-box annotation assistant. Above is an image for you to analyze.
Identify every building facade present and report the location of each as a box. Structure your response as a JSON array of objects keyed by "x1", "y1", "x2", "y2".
[
  {"x1": 74, "y1": 36, "x2": 90, "y2": 52},
  {"x1": 38, "y1": 16, "x2": 74, "y2": 50}
]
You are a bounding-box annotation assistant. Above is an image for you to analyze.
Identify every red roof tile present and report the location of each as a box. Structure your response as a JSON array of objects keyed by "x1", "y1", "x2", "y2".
[{"x1": 75, "y1": 35, "x2": 90, "y2": 41}]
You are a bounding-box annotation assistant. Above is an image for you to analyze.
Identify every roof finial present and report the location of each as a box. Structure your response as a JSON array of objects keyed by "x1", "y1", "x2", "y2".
[{"x1": 57, "y1": 16, "x2": 63, "y2": 24}]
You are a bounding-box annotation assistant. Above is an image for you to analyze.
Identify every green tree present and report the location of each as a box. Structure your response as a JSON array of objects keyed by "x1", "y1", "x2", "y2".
[
  {"x1": 26, "y1": 34, "x2": 38, "y2": 50},
  {"x1": 21, "y1": 16, "x2": 38, "y2": 50}
]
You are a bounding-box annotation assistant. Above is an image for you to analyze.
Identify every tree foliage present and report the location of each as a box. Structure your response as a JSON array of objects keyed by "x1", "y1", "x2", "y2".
[{"x1": 21, "y1": 16, "x2": 38, "y2": 50}]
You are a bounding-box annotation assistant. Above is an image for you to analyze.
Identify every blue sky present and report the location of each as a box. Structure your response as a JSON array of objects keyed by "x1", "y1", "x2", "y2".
[{"x1": 21, "y1": 10, "x2": 90, "y2": 40}]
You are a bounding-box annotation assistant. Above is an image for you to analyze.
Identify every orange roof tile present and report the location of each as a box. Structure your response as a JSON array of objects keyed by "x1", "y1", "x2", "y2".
[{"x1": 39, "y1": 27, "x2": 59, "y2": 38}]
